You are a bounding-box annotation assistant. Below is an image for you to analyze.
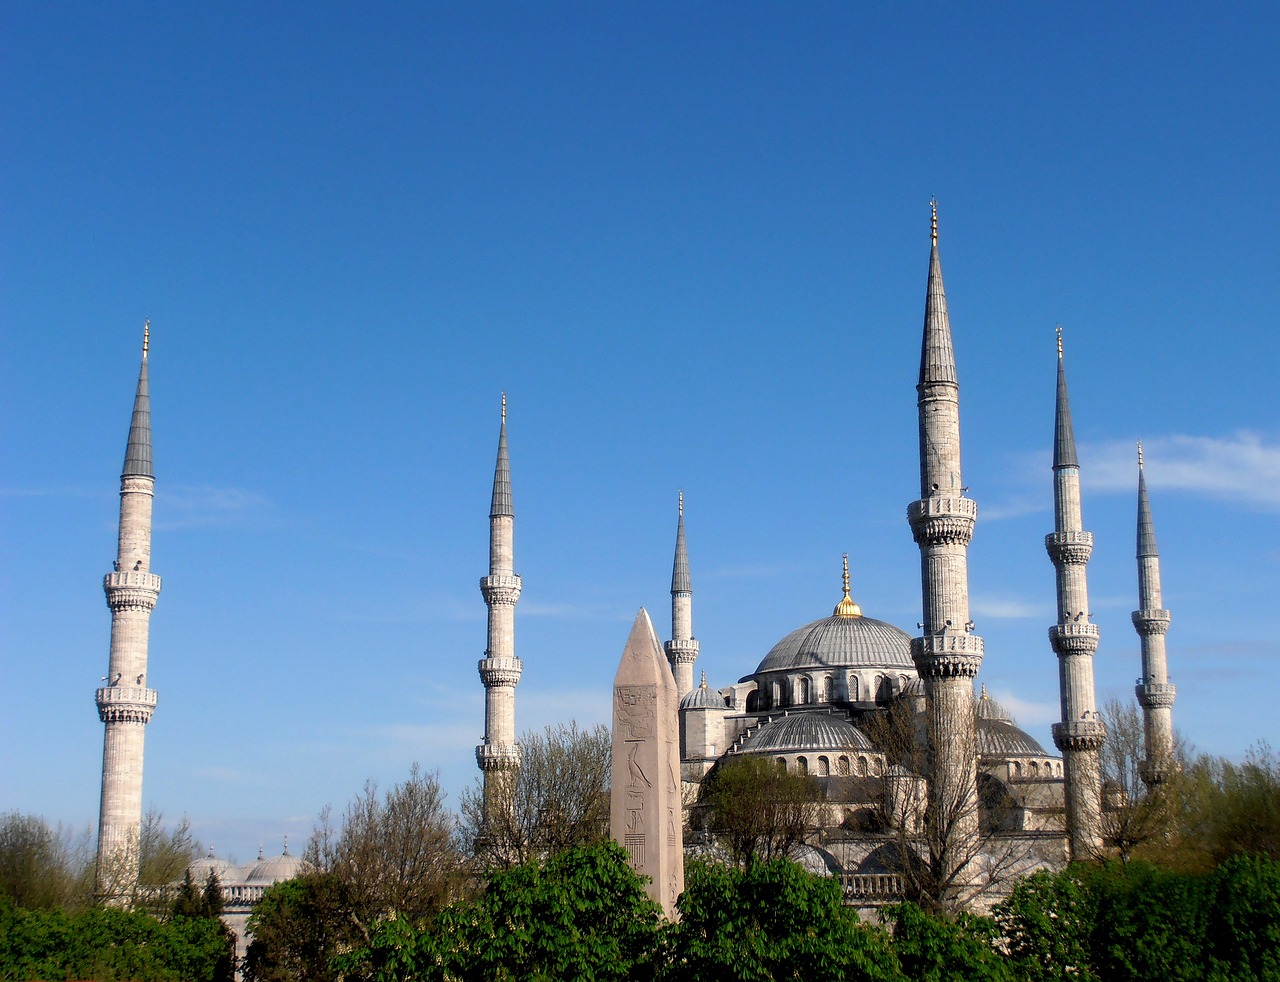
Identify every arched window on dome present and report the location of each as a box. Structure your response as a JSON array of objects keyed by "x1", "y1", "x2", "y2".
[
  {"x1": 857, "y1": 756, "x2": 868, "y2": 777},
  {"x1": 838, "y1": 756, "x2": 851, "y2": 776},
  {"x1": 775, "y1": 757, "x2": 786, "y2": 770},
  {"x1": 798, "y1": 677, "x2": 811, "y2": 704},
  {"x1": 746, "y1": 689, "x2": 760, "y2": 713},
  {"x1": 848, "y1": 674, "x2": 859, "y2": 702},
  {"x1": 817, "y1": 756, "x2": 830, "y2": 776},
  {"x1": 771, "y1": 681, "x2": 782, "y2": 708},
  {"x1": 796, "y1": 757, "x2": 808, "y2": 775},
  {"x1": 821, "y1": 675, "x2": 833, "y2": 702},
  {"x1": 1030, "y1": 761, "x2": 1040, "y2": 778},
  {"x1": 1012, "y1": 761, "x2": 1022, "y2": 779}
]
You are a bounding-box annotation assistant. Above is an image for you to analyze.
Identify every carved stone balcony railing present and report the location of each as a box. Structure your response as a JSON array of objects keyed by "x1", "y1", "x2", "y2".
[
  {"x1": 1045, "y1": 530, "x2": 1093, "y2": 565},
  {"x1": 478, "y1": 656, "x2": 523, "y2": 687},
  {"x1": 1131, "y1": 608, "x2": 1171, "y2": 635},
  {"x1": 103, "y1": 571, "x2": 162, "y2": 611},
  {"x1": 476, "y1": 742, "x2": 522, "y2": 770},
  {"x1": 664, "y1": 638, "x2": 700, "y2": 663},
  {"x1": 839, "y1": 872, "x2": 905, "y2": 900},
  {"x1": 1049, "y1": 621, "x2": 1100, "y2": 655},
  {"x1": 479, "y1": 573, "x2": 522, "y2": 605},
  {"x1": 1136, "y1": 681, "x2": 1176, "y2": 709},
  {"x1": 95, "y1": 685, "x2": 158, "y2": 724},
  {"x1": 911, "y1": 633, "x2": 984, "y2": 678},
  {"x1": 908, "y1": 496, "x2": 977, "y2": 546},
  {"x1": 1052, "y1": 718, "x2": 1106, "y2": 753}
]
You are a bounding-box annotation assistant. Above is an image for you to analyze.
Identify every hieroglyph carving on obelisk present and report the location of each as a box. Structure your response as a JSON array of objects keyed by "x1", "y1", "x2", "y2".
[{"x1": 611, "y1": 608, "x2": 683, "y2": 919}]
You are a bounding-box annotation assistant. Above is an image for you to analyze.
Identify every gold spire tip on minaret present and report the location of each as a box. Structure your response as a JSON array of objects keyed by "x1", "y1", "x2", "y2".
[
  {"x1": 501, "y1": 391, "x2": 506, "y2": 422},
  {"x1": 678, "y1": 488, "x2": 684, "y2": 517},
  {"x1": 142, "y1": 319, "x2": 150, "y2": 355},
  {"x1": 834, "y1": 553, "x2": 861, "y2": 618},
  {"x1": 1137, "y1": 440, "x2": 1144, "y2": 468},
  {"x1": 930, "y1": 198, "x2": 938, "y2": 245},
  {"x1": 1056, "y1": 324, "x2": 1063, "y2": 358}
]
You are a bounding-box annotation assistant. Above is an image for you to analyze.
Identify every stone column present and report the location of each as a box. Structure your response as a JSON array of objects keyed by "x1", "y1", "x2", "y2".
[
  {"x1": 1133, "y1": 445, "x2": 1176, "y2": 787},
  {"x1": 664, "y1": 491, "x2": 698, "y2": 698}
]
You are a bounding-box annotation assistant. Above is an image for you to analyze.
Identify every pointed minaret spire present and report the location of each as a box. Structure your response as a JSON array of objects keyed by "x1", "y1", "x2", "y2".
[
  {"x1": 477, "y1": 395, "x2": 523, "y2": 799},
  {"x1": 122, "y1": 321, "x2": 153, "y2": 479},
  {"x1": 1046, "y1": 329, "x2": 1105, "y2": 859},
  {"x1": 95, "y1": 324, "x2": 162, "y2": 902},
  {"x1": 907, "y1": 204, "x2": 984, "y2": 887},
  {"x1": 666, "y1": 489, "x2": 698, "y2": 697},
  {"x1": 1133, "y1": 444, "x2": 1175, "y2": 786}
]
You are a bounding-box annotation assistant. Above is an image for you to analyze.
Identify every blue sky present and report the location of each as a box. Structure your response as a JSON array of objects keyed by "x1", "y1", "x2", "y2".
[{"x1": 3, "y1": 3, "x2": 1277, "y2": 865}]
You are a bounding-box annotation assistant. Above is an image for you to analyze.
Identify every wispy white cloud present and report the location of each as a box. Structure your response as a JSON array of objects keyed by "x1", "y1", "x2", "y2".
[
  {"x1": 1082, "y1": 432, "x2": 1280, "y2": 510},
  {"x1": 155, "y1": 484, "x2": 273, "y2": 530},
  {"x1": 971, "y1": 596, "x2": 1050, "y2": 620},
  {"x1": 979, "y1": 496, "x2": 1048, "y2": 522},
  {"x1": 988, "y1": 690, "x2": 1058, "y2": 728}
]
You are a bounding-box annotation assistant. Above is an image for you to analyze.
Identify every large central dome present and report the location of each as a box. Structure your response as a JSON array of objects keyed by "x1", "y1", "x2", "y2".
[{"x1": 752, "y1": 613, "x2": 915, "y2": 676}]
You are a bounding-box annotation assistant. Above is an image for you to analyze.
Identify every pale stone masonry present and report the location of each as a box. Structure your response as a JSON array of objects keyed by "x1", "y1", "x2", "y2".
[
  {"x1": 907, "y1": 205, "x2": 984, "y2": 873},
  {"x1": 477, "y1": 395, "x2": 523, "y2": 795},
  {"x1": 612, "y1": 608, "x2": 683, "y2": 920},
  {"x1": 665, "y1": 491, "x2": 698, "y2": 699},
  {"x1": 1133, "y1": 444, "x2": 1176, "y2": 787},
  {"x1": 96, "y1": 323, "x2": 162, "y2": 902},
  {"x1": 1046, "y1": 331, "x2": 1105, "y2": 859}
]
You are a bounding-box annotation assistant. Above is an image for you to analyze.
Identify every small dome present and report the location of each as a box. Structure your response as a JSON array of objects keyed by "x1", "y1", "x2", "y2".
[
  {"x1": 977, "y1": 717, "x2": 1049, "y2": 757},
  {"x1": 187, "y1": 848, "x2": 235, "y2": 884},
  {"x1": 680, "y1": 673, "x2": 727, "y2": 710},
  {"x1": 976, "y1": 684, "x2": 1013, "y2": 722},
  {"x1": 752, "y1": 614, "x2": 914, "y2": 677},
  {"x1": 739, "y1": 712, "x2": 873, "y2": 754},
  {"x1": 244, "y1": 841, "x2": 304, "y2": 885}
]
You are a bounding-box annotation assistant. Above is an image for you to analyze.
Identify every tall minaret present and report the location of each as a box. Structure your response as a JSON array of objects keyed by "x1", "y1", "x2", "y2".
[
  {"x1": 477, "y1": 394, "x2": 523, "y2": 793},
  {"x1": 95, "y1": 322, "x2": 162, "y2": 902},
  {"x1": 907, "y1": 204, "x2": 984, "y2": 873},
  {"x1": 1133, "y1": 443, "x2": 1176, "y2": 786},
  {"x1": 665, "y1": 490, "x2": 698, "y2": 699},
  {"x1": 1046, "y1": 328, "x2": 1105, "y2": 859}
]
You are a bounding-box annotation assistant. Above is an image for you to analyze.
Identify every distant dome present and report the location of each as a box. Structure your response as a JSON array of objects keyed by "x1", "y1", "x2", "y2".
[
  {"x1": 752, "y1": 613, "x2": 914, "y2": 676},
  {"x1": 976, "y1": 685, "x2": 1013, "y2": 722},
  {"x1": 243, "y1": 843, "x2": 304, "y2": 885},
  {"x1": 977, "y1": 717, "x2": 1049, "y2": 757},
  {"x1": 187, "y1": 848, "x2": 235, "y2": 884},
  {"x1": 680, "y1": 674, "x2": 727, "y2": 710},
  {"x1": 739, "y1": 712, "x2": 874, "y2": 754}
]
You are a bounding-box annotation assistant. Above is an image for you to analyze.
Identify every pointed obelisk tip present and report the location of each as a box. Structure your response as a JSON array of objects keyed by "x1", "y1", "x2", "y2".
[
  {"x1": 616, "y1": 608, "x2": 664, "y2": 685},
  {"x1": 142, "y1": 319, "x2": 150, "y2": 356},
  {"x1": 930, "y1": 198, "x2": 938, "y2": 245}
]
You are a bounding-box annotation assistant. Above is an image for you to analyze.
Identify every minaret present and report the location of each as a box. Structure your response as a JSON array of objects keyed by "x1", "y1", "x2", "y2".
[
  {"x1": 477, "y1": 394, "x2": 523, "y2": 792},
  {"x1": 907, "y1": 204, "x2": 984, "y2": 875},
  {"x1": 1046, "y1": 328, "x2": 1105, "y2": 859},
  {"x1": 664, "y1": 490, "x2": 698, "y2": 698},
  {"x1": 95, "y1": 322, "x2": 162, "y2": 902},
  {"x1": 1133, "y1": 443, "x2": 1176, "y2": 786}
]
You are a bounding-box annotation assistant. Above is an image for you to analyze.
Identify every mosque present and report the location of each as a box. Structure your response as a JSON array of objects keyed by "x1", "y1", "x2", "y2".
[{"x1": 91, "y1": 209, "x2": 1179, "y2": 930}]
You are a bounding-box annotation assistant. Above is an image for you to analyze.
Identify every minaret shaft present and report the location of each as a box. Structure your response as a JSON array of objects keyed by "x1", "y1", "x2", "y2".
[
  {"x1": 96, "y1": 334, "x2": 161, "y2": 902},
  {"x1": 478, "y1": 406, "x2": 522, "y2": 782},
  {"x1": 908, "y1": 219, "x2": 983, "y2": 881},
  {"x1": 1133, "y1": 457, "x2": 1175, "y2": 785},
  {"x1": 665, "y1": 497, "x2": 698, "y2": 697},
  {"x1": 1047, "y1": 343, "x2": 1105, "y2": 859}
]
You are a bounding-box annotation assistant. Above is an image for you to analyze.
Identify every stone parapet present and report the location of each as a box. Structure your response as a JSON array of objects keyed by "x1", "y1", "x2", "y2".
[
  {"x1": 1131, "y1": 608, "x2": 1171, "y2": 635},
  {"x1": 479, "y1": 573, "x2": 522, "y2": 606},
  {"x1": 1045, "y1": 530, "x2": 1093, "y2": 565},
  {"x1": 103, "y1": 571, "x2": 161, "y2": 611},
  {"x1": 840, "y1": 872, "x2": 905, "y2": 900},
  {"x1": 907, "y1": 496, "x2": 977, "y2": 546},
  {"x1": 478, "y1": 655, "x2": 523, "y2": 687},
  {"x1": 911, "y1": 633, "x2": 984, "y2": 678},
  {"x1": 1049, "y1": 622, "x2": 1100, "y2": 656},
  {"x1": 1136, "y1": 681, "x2": 1176, "y2": 709},
  {"x1": 476, "y1": 742, "x2": 522, "y2": 770},
  {"x1": 1052, "y1": 718, "x2": 1106, "y2": 753},
  {"x1": 95, "y1": 686, "x2": 158, "y2": 724},
  {"x1": 664, "y1": 638, "x2": 699, "y2": 664}
]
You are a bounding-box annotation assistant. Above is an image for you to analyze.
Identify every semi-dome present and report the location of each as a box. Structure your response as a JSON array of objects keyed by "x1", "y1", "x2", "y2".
[
  {"x1": 243, "y1": 842, "x2": 304, "y2": 885},
  {"x1": 752, "y1": 613, "x2": 914, "y2": 676},
  {"x1": 739, "y1": 711, "x2": 874, "y2": 754}
]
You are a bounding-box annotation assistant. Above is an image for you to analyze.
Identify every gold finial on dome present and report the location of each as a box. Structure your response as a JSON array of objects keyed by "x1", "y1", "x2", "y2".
[
  {"x1": 699, "y1": 670, "x2": 707, "y2": 689},
  {"x1": 981, "y1": 683, "x2": 988, "y2": 700},
  {"x1": 834, "y1": 553, "x2": 862, "y2": 618}
]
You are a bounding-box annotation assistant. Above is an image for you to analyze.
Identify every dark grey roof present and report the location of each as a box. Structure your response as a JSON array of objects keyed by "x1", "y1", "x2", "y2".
[
  {"x1": 490, "y1": 416, "x2": 513, "y2": 518},
  {"x1": 680, "y1": 676, "x2": 724, "y2": 710},
  {"x1": 1053, "y1": 349, "x2": 1079, "y2": 469},
  {"x1": 671, "y1": 511, "x2": 691, "y2": 593},
  {"x1": 918, "y1": 240, "x2": 958, "y2": 387},
  {"x1": 976, "y1": 717, "x2": 1049, "y2": 757},
  {"x1": 751, "y1": 613, "x2": 914, "y2": 676},
  {"x1": 1137, "y1": 463, "x2": 1159, "y2": 558},
  {"x1": 739, "y1": 711, "x2": 873, "y2": 754},
  {"x1": 122, "y1": 354, "x2": 153, "y2": 478}
]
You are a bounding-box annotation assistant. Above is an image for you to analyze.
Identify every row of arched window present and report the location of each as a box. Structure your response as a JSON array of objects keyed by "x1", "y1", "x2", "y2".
[
  {"x1": 748, "y1": 672, "x2": 912, "y2": 712},
  {"x1": 770, "y1": 753, "x2": 884, "y2": 778}
]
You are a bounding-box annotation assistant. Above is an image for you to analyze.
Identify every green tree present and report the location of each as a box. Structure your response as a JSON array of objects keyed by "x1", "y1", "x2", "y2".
[
  {"x1": 995, "y1": 868, "x2": 1099, "y2": 982},
  {"x1": 1201, "y1": 854, "x2": 1280, "y2": 982},
  {"x1": 665, "y1": 858, "x2": 901, "y2": 982},
  {"x1": 696, "y1": 756, "x2": 824, "y2": 867},
  {"x1": 245, "y1": 873, "x2": 358, "y2": 982},
  {"x1": 0, "y1": 812, "x2": 94, "y2": 911},
  {"x1": 883, "y1": 902, "x2": 1013, "y2": 982}
]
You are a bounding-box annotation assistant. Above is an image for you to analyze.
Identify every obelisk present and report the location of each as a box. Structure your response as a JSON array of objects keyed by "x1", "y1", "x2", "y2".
[{"x1": 611, "y1": 608, "x2": 683, "y2": 919}]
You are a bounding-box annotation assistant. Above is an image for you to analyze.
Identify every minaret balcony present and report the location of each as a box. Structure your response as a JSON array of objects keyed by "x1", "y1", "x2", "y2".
[
  {"x1": 1131, "y1": 608, "x2": 1171, "y2": 635},
  {"x1": 1052, "y1": 718, "x2": 1106, "y2": 753},
  {"x1": 1045, "y1": 531, "x2": 1093, "y2": 565},
  {"x1": 1136, "y1": 681, "x2": 1176, "y2": 709},
  {"x1": 479, "y1": 574, "x2": 522, "y2": 606},
  {"x1": 476, "y1": 742, "x2": 522, "y2": 770},
  {"x1": 907, "y1": 497, "x2": 977, "y2": 546},
  {"x1": 910, "y1": 633, "x2": 983, "y2": 678},
  {"x1": 95, "y1": 685, "x2": 158, "y2": 724},
  {"x1": 664, "y1": 638, "x2": 699, "y2": 664},
  {"x1": 103, "y1": 571, "x2": 162, "y2": 611},
  {"x1": 478, "y1": 656, "x2": 523, "y2": 687},
  {"x1": 1049, "y1": 622, "x2": 1100, "y2": 655}
]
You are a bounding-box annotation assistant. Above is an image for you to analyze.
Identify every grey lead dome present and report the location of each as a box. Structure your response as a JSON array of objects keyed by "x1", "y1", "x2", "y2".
[{"x1": 752, "y1": 613, "x2": 915, "y2": 677}]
